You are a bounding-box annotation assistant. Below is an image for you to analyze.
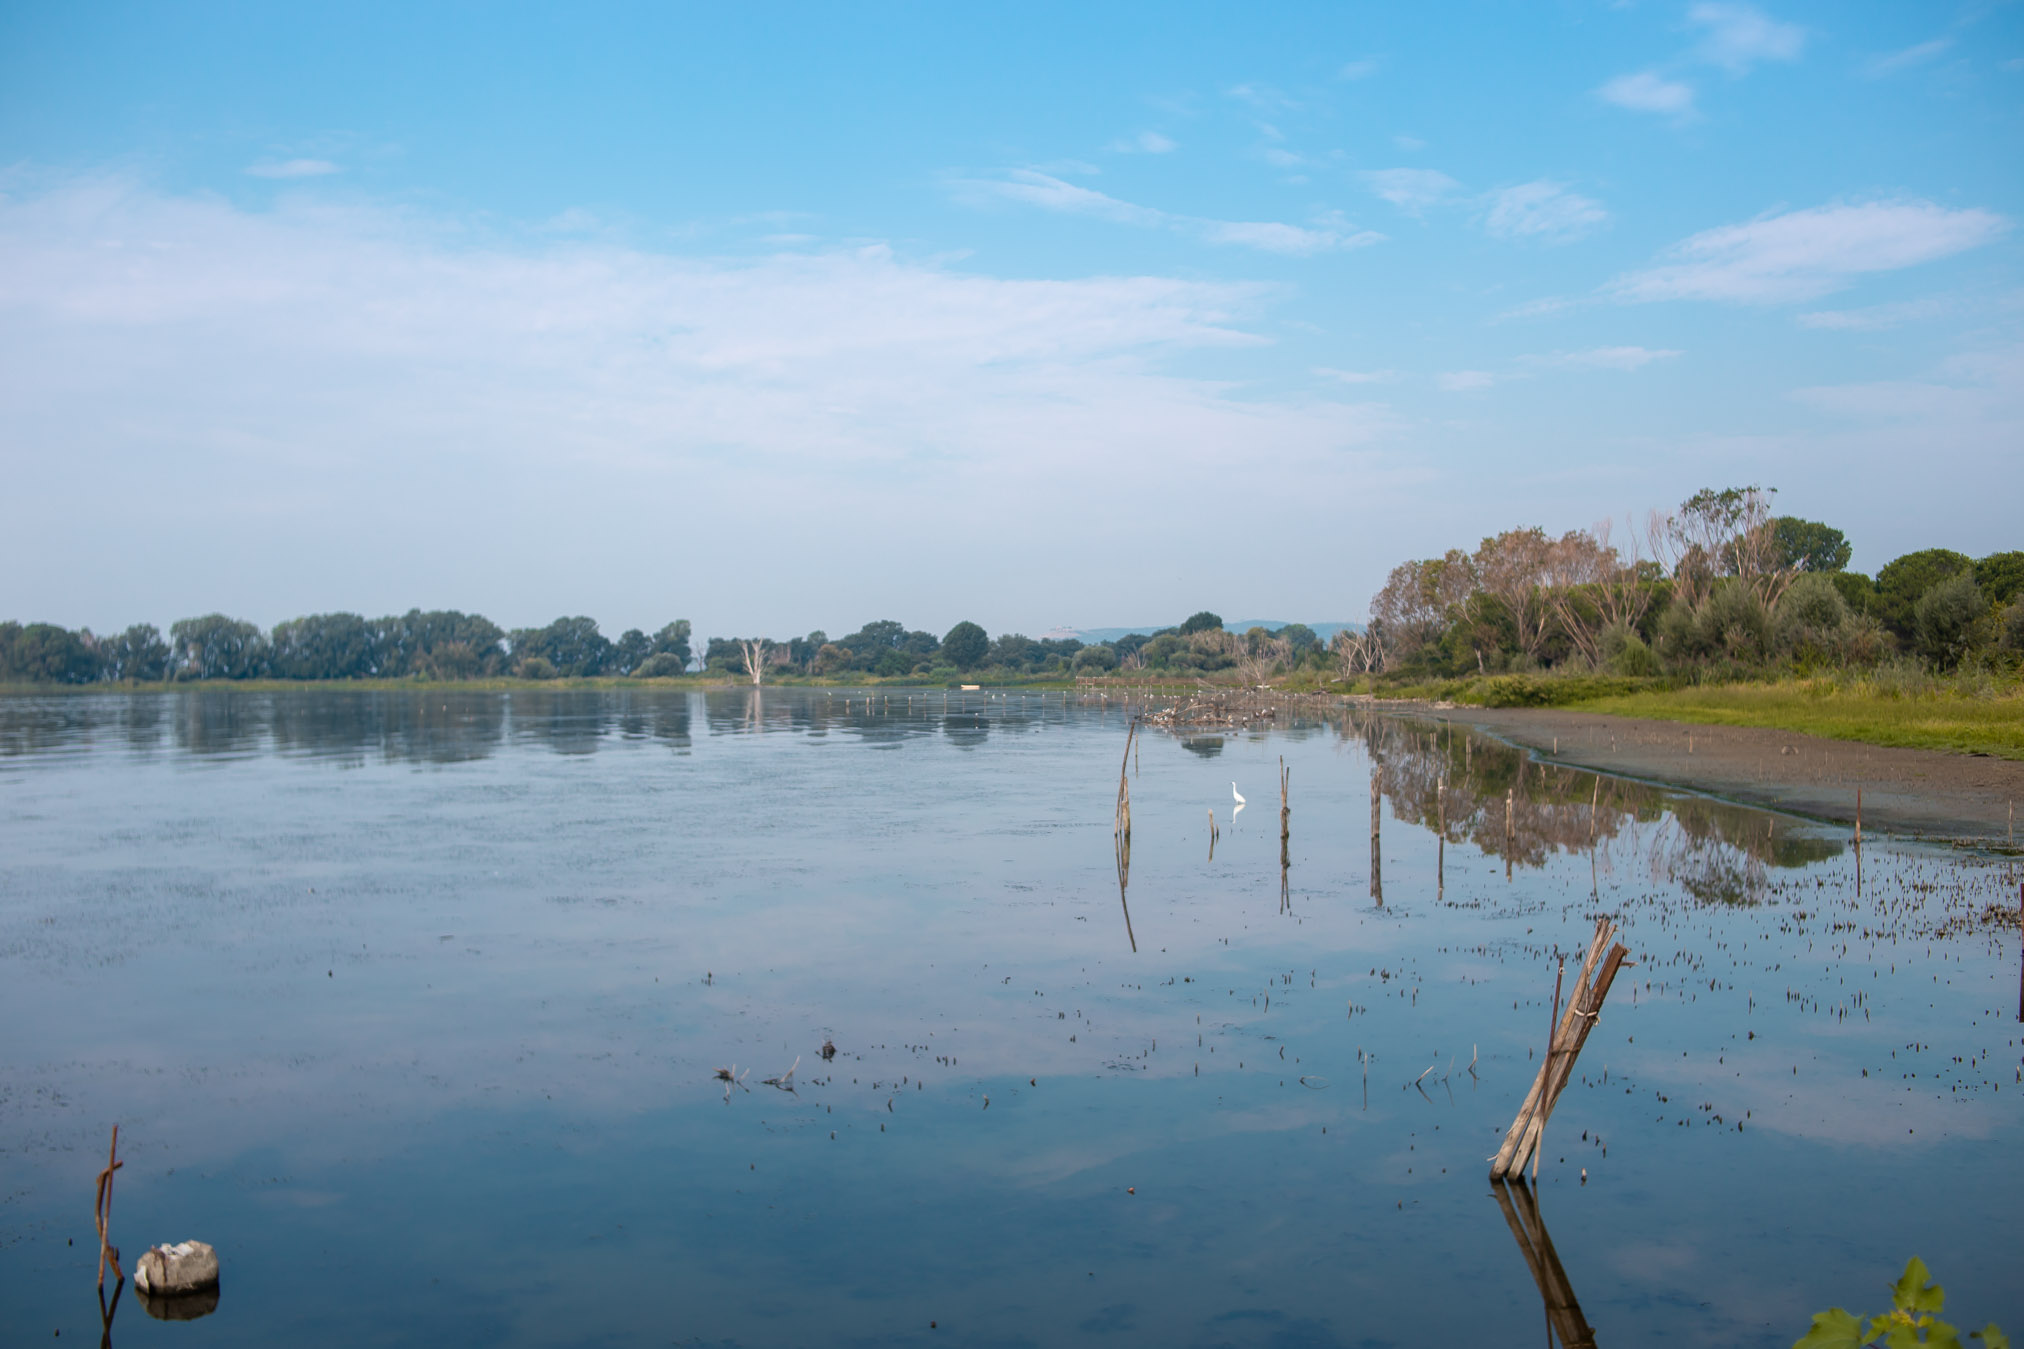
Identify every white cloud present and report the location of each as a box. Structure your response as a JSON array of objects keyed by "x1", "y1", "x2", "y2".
[
  {"x1": 1861, "y1": 37, "x2": 1951, "y2": 78},
  {"x1": 245, "y1": 158, "x2": 340, "y2": 179},
  {"x1": 957, "y1": 169, "x2": 1381, "y2": 254},
  {"x1": 1392, "y1": 134, "x2": 1425, "y2": 152},
  {"x1": 1338, "y1": 58, "x2": 1379, "y2": 80},
  {"x1": 957, "y1": 170, "x2": 1164, "y2": 227},
  {"x1": 1363, "y1": 168, "x2": 1461, "y2": 213},
  {"x1": 1791, "y1": 346, "x2": 2023, "y2": 428},
  {"x1": 1609, "y1": 200, "x2": 2010, "y2": 305},
  {"x1": 1687, "y1": 3, "x2": 1805, "y2": 73},
  {"x1": 1112, "y1": 131, "x2": 1176, "y2": 154},
  {"x1": 0, "y1": 176, "x2": 1405, "y2": 631},
  {"x1": 1315, "y1": 367, "x2": 1398, "y2": 384},
  {"x1": 1439, "y1": 370, "x2": 1497, "y2": 392},
  {"x1": 1482, "y1": 181, "x2": 1609, "y2": 244},
  {"x1": 1796, "y1": 297, "x2": 1951, "y2": 331},
  {"x1": 1261, "y1": 147, "x2": 1303, "y2": 168},
  {"x1": 1597, "y1": 70, "x2": 1697, "y2": 116},
  {"x1": 1226, "y1": 83, "x2": 1294, "y2": 111},
  {"x1": 1535, "y1": 346, "x2": 1682, "y2": 371},
  {"x1": 1201, "y1": 219, "x2": 1382, "y2": 255}
]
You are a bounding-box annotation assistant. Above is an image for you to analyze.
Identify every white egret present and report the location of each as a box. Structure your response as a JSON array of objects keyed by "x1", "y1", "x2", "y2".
[{"x1": 1231, "y1": 782, "x2": 1246, "y2": 806}]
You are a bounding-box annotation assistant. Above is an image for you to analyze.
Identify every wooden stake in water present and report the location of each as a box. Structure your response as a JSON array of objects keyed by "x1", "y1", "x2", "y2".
[
  {"x1": 94, "y1": 1125, "x2": 123, "y2": 1292},
  {"x1": 1490, "y1": 917, "x2": 1631, "y2": 1182}
]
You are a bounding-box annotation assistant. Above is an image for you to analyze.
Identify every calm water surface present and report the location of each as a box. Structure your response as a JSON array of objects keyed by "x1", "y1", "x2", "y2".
[{"x1": 2, "y1": 688, "x2": 2019, "y2": 1346}]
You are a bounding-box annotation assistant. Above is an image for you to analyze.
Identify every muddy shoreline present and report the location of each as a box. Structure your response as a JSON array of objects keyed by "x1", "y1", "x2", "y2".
[{"x1": 1390, "y1": 704, "x2": 2024, "y2": 844}]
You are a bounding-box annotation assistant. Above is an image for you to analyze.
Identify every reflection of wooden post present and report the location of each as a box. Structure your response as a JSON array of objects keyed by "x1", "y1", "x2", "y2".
[
  {"x1": 1436, "y1": 776, "x2": 1446, "y2": 900},
  {"x1": 1505, "y1": 787, "x2": 1515, "y2": 881},
  {"x1": 1369, "y1": 767, "x2": 1383, "y2": 904},
  {"x1": 1491, "y1": 1182, "x2": 1598, "y2": 1349},
  {"x1": 1491, "y1": 917, "x2": 1630, "y2": 1181},
  {"x1": 1855, "y1": 787, "x2": 1863, "y2": 847}
]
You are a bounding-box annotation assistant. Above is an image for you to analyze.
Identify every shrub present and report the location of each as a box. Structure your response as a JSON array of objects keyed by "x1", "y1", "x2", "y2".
[
  {"x1": 1999, "y1": 601, "x2": 2024, "y2": 655},
  {"x1": 1600, "y1": 621, "x2": 1659, "y2": 677},
  {"x1": 1073, "y1": 644, "x2": 1119, "y2": 673},
  {"x1": 1775, "y1": 573, "x2": 1852, "y2": 664},
  {"x1": 1913, "y1": 573, "x2": 1985, "y2": 669},
  {"x1": 517, "y1": 656, "x2": 558, "y2": 680},
  {"x1": 633, "y1": 652, "x2": 685, "y2": 678}
]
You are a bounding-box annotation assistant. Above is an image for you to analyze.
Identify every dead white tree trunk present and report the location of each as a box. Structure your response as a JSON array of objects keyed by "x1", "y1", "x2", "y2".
[{"x1": 738, "y1": 639, "x2": 770, "y2": 686}]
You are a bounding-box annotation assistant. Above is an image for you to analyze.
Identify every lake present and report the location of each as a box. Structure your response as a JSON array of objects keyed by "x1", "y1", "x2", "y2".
[{"x1": 2, "y1": 687, "x2": 2019, "y2": 1346}]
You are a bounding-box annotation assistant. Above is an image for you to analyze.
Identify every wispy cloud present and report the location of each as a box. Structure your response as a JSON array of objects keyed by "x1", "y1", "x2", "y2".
[
  {"x1": 1315, "y1": 367, "x2": 1398, "y2": 384},
  {"x1": 1226, "y1": 83, "x2": 1294, "y2": 112},
  {"x1": 1438, "y1": 370, "x2": 1497, "y2": 392},
  {"x1": 0, "y1": 175, "x2": 1405, "y2": 629},
  {"x1": 1483, "y1": 181, "x2": 1608, "y2": 244},
  {"x1": 1362, "y1": 168, "x2": 1461, "y2": 214},
  {"x1": 1111, "y1": 131, "x2": 1177, "y2": 154},
  {"x1": 956, "y1": 169, "x2": 1382, "y2": 255},
  {"x1": 1687, "y1": 3, "x2": 1805, "y2": 73},
  {"x1": 1392, "y1": 134, "x2": 1425, "y2": 152},
  {"x1": 245, "y1": 158, "x2": 340, "y2": 179},
  {"x1": 1338, "y1": 57, "x2": 1379, "y2": 80},
  {"x1": 1597, "y1": 70, "x2": 1697, "y2": 117},
  {"x1": 1861, "y1": 37, "x2": 1952, "y2": 78},
  {"x1": 1796, "y1": 296, "x2": 1952, "y2": 331},
  {"x1": 1609, "y1": 200, "x2": 2009, "y2": 305},
  {"x1": 1531, "y1": 346, "x2": 1681, "y2": 371}
]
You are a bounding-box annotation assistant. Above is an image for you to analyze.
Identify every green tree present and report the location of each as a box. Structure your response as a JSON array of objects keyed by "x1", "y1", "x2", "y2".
[
  {"x1": 649, "y1": 620, "x2": 693, "y2": 670},
  {"x1": 170, "y1": 614, "x2": 268, "y2": 680},
  {"x1": 510, "y1": 617, "x2": 613, "y2": 677},
  {"x1": 1772, "y1": 517, "x2": 1852, "y2": 573},
  {"x1": 1974, "y1": 551, "x2": 2024, "y2": 606},
  {"x1": 98, "y1": 623, "x2": 170, "y2": 682},
  {"x1": 1875, "y1": 549, "x2": 1974, "y2": 639},
  {"x1": 1073, "y1": 643, "x2": 1118, "y2": 672},
  {"x1": 1178, "y1": 611, "x2": 1223, "y2": 635},
  {"x1": 1913, "y1": 573, "x2": 1985, "y2": 669},
  {"x1": 269, "y1": 612, "x2": 379, "y2": 679},
  {"x1": 612, "y1": 628, "x2": 651, "y2": 675},
  {"x1": 941, "y1": 620, "x2": 988, "y2": 669},
  {"x1": 1, "y1": 622, "x2": 100, "y2": 683}
]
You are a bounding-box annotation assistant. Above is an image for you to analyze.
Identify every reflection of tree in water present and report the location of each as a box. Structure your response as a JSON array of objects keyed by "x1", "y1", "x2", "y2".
[{"x1": 1343, "y1": 712, "x2": 1840, "y2": 904}]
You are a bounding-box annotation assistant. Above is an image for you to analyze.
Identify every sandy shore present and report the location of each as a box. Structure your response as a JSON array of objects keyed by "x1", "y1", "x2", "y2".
[{"x1": 1400, "y1": 705, "x2": 2024, "y2": 844}]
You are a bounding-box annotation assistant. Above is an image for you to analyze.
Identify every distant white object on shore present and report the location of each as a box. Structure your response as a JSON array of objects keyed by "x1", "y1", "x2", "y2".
[{"x1": 960, "y1": 684, "x2": 980, "y2": 690}]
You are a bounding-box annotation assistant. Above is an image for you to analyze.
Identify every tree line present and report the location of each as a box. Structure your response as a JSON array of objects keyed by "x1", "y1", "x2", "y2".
[
  {"x1": 0, "y1": 611, "x2": 694, "y2": 684},
  {"x1": 1346, "y1": 486, "x2": 2023, "y2": 681},
  {"x1": 0, "y1": 608, "x2": 1337, "y2": 685}
]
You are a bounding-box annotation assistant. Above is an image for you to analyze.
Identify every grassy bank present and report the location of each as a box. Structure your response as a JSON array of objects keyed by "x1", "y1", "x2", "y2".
[{"x1": 1573, "y1": 681, "x2": 2024, "y2": 759}]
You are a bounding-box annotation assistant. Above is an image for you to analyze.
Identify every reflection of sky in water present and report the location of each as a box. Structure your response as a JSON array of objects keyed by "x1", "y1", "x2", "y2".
[{"x1": 2, "y1": 688, "x2": 2019, "y2": 1347}]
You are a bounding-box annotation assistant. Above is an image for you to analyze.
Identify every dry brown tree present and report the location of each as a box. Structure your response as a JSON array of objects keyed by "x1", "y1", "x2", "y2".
[
  {"x1": 1472, "y1": 528, "x2": 1554, "y2": 661},
  {"x1": 1541, "y1": 518, "x2": 1661, "y2": 668},
  {"x1": 1653, "y1": 486, "x2": 1797, "y2": 613}
]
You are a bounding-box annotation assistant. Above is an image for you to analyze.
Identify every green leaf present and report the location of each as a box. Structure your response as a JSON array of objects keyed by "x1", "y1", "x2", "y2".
[
  {"x1": 1793, "y1": 1308, "x2": 1865, "y2": 1349},
  {"x1": 1973, "y1": 1326, "x2": 2010, "y2": 1349},
  {"x1": 1894, "y1": 1258, "x2": 1946, "y2": 1316},
  {"x1": 1927, "y1": 1320, "x2": 1968, "y2": 1349},
  {"x1": 1880, "y1": 1322, "x2": 1924, "y2": 1349}
]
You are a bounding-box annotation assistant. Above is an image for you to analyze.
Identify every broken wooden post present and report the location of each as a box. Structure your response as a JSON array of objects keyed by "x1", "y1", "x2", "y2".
[
  {"x1": 1489, "y1": 917, "x2": 1631, "y2": 1182},
  {"x1": 94, "y1": 1124, "x2": 123, "y2": 1292}
]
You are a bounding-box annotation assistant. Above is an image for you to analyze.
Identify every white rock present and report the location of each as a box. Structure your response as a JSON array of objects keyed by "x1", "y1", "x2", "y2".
[{"x1": 134, "y1": 1240, "x2": 219, "y2": 1295}]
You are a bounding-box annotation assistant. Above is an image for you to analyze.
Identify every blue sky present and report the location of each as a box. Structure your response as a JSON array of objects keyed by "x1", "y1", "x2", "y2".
[{"x1": 2, "y1": 1, "x2": 2019, "y2": 642}]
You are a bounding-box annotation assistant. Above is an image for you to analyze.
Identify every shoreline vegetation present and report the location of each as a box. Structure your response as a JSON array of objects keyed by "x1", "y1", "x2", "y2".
[{"x1": 4, "y1": 486, "x2": 2018, "y2": 756}]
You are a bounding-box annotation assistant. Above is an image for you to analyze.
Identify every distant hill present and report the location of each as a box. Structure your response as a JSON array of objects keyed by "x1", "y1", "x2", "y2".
[{"x1": 1047, "y1": 621, "x2": 1362, "y2": 645}]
